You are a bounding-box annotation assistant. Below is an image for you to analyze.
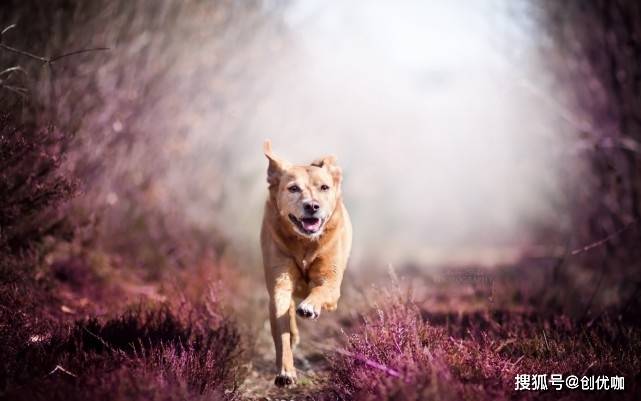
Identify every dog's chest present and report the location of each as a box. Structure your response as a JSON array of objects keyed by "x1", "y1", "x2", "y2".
[{"x1": 294, "y1": 249, "x2": 319, "y2": 277}]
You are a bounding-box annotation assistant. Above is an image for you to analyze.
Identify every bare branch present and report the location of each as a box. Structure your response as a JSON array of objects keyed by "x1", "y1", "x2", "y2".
[
  {"x1": 50, "y1": 47, "x2": 110, "y2": 63},
  {"x1": 0, "y1": 84, "x2": 28, "y2": 96},
  {"x1": 0, "y1": 66, "x2": 27, "y2": 77},
  {"x1": 0, "y1": 24, "x2": 109, "y2": 65},
  {"x1": 0, "y1": 43, "x2": 47, "y2": 62},
  {"x1": 571, "y1": 221, "x2": 637, "y2": 255},
  {"x1": 0, "y1": 23, "x2": 16, "y2": 38},
  {"x1": 0, "y1": 24, "x2": 109, "y2": 99},
  {"x1": 0, "y1": 43, "x2": 109, "y2": 64},
  {"x1": 48, "y1": 364, "x2": 77, "y2": 378},
  {"x1": 0, "y1": 66, "x2": 28, "y2": 96}
]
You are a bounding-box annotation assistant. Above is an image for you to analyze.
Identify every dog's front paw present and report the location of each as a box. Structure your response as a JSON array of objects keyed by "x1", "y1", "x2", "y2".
[
  {"x1": 274, "y1": 372, "x2": 297, "y2": 387},
  {"x1": 296, "y1": 300, "x2": 320, "y2": 320}
]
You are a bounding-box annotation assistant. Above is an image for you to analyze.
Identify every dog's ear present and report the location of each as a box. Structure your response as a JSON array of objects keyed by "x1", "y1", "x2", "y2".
[
  {"x1": 263, "y1": 140, "x2": 289, "y2": 187},
  {"x1": 311, "y1": 155, "x2": 342, "y2": 187}
]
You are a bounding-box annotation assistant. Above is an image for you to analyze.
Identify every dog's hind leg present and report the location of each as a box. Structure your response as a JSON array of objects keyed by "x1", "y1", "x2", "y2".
[{"x1": 289, "y1": 299, "x2": 300, "y2": 350}]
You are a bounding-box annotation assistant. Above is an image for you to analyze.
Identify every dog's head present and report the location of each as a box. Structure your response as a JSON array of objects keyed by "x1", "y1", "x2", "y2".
[{"x1": 263, "y1": 140, "x2": 342, "y2": 238}]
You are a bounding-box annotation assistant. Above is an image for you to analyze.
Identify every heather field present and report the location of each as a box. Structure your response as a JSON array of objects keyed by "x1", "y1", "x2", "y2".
[{"x1": 2, "y1": 1, "x2": 641, "y2": 400}]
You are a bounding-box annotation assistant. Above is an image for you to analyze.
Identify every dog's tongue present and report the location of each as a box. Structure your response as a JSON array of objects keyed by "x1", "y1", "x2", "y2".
[{"x1": 301, "y1": 217, "x2": 321, "y2": 232}]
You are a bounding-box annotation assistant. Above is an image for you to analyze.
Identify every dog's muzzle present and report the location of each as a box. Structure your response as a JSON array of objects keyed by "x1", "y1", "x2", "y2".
[{"x1": 288, "y1": 214, "x2": 324, "y2": 235}]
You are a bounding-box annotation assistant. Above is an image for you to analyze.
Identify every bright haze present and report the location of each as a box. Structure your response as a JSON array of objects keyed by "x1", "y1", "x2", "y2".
[{"x1": 147, "y1": 1, "x2": 569, "y2": 269}]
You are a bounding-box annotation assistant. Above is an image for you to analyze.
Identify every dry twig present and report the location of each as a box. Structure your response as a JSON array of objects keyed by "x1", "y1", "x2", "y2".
[
  {"x1": 48, "y1": 364, "x2": 77, "y2": 378},
  {"x1": 571, "y1": 221, "x2": 637, "y2": 255},
  {"x1": 0, "y1": 23, "x2": 109, "y2": 96}
]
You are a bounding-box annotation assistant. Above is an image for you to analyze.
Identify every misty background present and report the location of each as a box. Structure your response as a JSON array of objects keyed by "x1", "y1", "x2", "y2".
[
  {"x1": 100, "y1": 0, "x2": 573, "y2": 268},
  {"x1": 3, "y1": 1, "x2": 641, "y2": 398},
  {"x1": 1, "y1": 0, "x2": 583, "y2": 271}
]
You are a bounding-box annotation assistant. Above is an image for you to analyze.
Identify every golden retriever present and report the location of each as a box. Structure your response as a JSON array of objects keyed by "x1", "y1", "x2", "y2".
[{"x1": 260, "y1": 140, "x2": 352, "y2": 387}]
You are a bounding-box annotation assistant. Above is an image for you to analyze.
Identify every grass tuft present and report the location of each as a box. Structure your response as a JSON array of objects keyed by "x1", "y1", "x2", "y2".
[
  {"x1": 317, "y1": 290, "x2": 641, "y2": 401},
  {"x1": 1, "y1": 297, "x2": 242, "y2": 401}
]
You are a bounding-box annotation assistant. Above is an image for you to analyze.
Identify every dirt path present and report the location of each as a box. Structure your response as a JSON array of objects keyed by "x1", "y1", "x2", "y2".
[{"x1": 238, "y1": 292, "x2": 348, "y2": 400}]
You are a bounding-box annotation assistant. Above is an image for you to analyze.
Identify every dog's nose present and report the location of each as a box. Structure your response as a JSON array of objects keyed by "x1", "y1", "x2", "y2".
[{"x1": 303, "y1": 201, "x2": 320, "y2": 214}]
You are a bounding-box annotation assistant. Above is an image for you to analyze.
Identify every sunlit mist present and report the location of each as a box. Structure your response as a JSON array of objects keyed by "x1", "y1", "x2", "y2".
[{"x1": 98, "y1": 1, "x2": 569, "y2": 268}]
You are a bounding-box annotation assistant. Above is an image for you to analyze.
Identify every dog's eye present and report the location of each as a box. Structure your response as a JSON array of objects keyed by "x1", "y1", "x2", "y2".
[
  {"x1": 320, "y1": 184, "x2": 330, "y2": 191},
  {"x1": 288, "y1": 185, "x2": 301, "y2": 193}
]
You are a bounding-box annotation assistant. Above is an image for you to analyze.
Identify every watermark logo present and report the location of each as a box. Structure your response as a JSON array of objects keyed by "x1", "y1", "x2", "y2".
[{"x1": 515, "y1": 374, "x2": 624, "y2": 391}]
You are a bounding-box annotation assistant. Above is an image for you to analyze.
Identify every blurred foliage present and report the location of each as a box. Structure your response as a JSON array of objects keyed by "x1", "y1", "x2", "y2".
[
  {"x1": 0, "y1": 295, "x2": 242, "y2": 401},
  {"x1": 1, "y1": 4, "x2": 246, "y2": 399},
  {"x1": 537, "y1": 0, "x2": 641, "y2": 315},
  {"x1": 0, "y1": 113, "x2": 76, "y2": 280},
  {"x1": 0, "y1": 0, "x2": 258, "y2": 276},
  {"x1": 316, "y1": 289, "x2": 640, "y2": 400},
  {"x1": 2, "y1": 1, "x2": 641, "y2": 398}
]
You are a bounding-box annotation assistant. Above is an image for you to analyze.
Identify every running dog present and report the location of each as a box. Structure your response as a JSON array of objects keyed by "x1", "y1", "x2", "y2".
[{"x1": 260, "y1": 140, "x2": 352, "y2": 387}]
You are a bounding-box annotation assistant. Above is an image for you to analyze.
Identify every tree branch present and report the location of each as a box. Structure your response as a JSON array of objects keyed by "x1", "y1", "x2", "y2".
[
  {"x1": 0, "y1": 42, "x2": 109, "y2": 64},
  {"x1": 571, "y1": 220, "x2": 637, "y2": 255},
  {"x1": 50, "y1": 47, "x2": 110, "y2": 63},
  {"x1": 0, "y1": 24, "x2": 109, "y2": 97},
  {"x1": 0, "y1": 23, "x2": 109, "y2": 64}
]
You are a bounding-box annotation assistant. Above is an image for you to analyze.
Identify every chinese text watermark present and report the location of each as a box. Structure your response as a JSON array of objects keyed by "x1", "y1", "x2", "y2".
[{"x1": 515, "y1": 374, "x2": 624, "y2": 391}]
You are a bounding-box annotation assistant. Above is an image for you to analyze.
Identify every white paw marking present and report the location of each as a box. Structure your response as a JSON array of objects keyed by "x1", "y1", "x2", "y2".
[{"x1": 296, "y1": 301, "x2": 320, "y2": 320}]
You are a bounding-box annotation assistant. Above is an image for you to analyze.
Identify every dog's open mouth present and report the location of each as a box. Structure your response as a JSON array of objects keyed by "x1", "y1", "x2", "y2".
[{"x1": 288, "y1": 214, "x2": 324, "y2": 235}]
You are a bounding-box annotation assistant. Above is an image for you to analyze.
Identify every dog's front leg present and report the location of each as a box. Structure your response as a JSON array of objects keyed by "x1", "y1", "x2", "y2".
[
  {"x1": 296, "y1": 260, "x2": 343, "y2": 320},
  {"x1": 268, "y1": 266, "x2": 297, "y2": 386}
]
